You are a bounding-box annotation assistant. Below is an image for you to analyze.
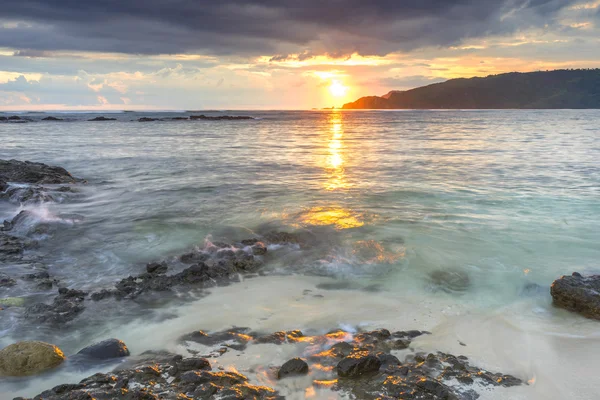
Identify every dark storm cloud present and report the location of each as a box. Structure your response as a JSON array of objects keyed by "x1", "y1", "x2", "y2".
[{"x1": 0, "y1": 0, "x2": 575, "y2": 55}]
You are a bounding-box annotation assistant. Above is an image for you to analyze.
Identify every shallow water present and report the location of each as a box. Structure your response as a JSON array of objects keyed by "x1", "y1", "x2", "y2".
[{"x1": 1, "y1": 110, "x2": 600, "y2": 399}]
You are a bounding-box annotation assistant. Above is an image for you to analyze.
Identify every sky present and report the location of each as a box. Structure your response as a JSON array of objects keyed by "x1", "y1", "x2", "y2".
[{"x1": 1, "y1": 0, "x2": 599, "y2": 110}]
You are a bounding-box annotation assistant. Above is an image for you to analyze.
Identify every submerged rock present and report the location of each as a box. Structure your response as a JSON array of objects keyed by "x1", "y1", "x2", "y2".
[
  {"x1": 42, "y1": 116, "x2": 63, "y2": 121},
  {"x1": 551, "y1": 272, "x2": 600, "y2": 320},
  {"x1": 0, "y1": 273, "x2": 17, "y2": 287},
  {"x1": 77, "y1": 339, "x2": 130, "y2": 360},
  {"x1": 138, "y1": 117, "x2": 161, "y2": 122},
  {"x1": 25, "y1": 288, "x2": 87, "y2": 324},
  {"x1": 0, "y1": 159, "x2": 81, "y2": 184},
  {"x1": 428, "y1": 269, "x2": 471, "y2": 293},
  {"x1": 0, "y1": 341, "x2": 65, "y2": 377},
  {"x1": 277, "y1": 358, "x2": 309, "y2": 379}
]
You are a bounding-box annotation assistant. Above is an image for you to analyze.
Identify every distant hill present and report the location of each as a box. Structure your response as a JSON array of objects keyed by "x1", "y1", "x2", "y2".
[{"x1": 343, "y1": 69, "x2": 600, "y2": 109}]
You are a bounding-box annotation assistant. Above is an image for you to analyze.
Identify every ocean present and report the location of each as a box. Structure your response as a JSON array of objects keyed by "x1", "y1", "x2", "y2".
[{"x1": 1, "y1": 110, "x2": 599, "y2": 399}]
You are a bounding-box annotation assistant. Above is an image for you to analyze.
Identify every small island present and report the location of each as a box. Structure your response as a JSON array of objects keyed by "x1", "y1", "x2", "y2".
[{"x1": 343, "y1": 69, "x2": 600, "y2": 109}]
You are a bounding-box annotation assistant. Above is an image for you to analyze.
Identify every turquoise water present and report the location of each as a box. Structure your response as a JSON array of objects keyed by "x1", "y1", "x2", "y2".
[{"x1": 1, "y1": 110, "x2": 599, "y2": 399}]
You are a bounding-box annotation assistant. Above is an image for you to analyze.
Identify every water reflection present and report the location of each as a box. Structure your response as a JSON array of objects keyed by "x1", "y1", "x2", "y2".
[
  {"x1": 325, "y1": 112, "x2": 350, "y2": 191},
  {"x1": 298, "y1": 206, "x2": 364, "y2": 230}
]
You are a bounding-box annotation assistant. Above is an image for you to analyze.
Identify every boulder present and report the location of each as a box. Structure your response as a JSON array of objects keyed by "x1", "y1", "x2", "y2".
[
  {"x1": 77, "y1": 339, "x2": 130, "y2": 360},
  {"x1": 277, "y1": 358, "x2": 309, "y2": 379},
  {"x1": 0, "y1": 341, "x2": 65, "y2": 376},
  {"x1": 337, "y1": 351, "x2": 381, "y2": 378},
  {"x1": 551, "y1": 272, "x2": 600, "y2": 320},
  {"x1": 0, "y1": 159, "x2": 80, "y2": 184}
]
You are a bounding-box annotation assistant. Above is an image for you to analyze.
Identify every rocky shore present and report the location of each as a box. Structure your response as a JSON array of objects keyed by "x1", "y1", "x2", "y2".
[
  {"x1": 9, "y1": 328, "x2": 524, "y2": 400},
  {"x1": 2, "y1": 158, "x2": 599, "y2": 399}
]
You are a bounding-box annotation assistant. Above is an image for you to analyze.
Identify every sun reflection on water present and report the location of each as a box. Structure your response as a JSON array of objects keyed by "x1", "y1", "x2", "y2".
[{"x1": 325, "y1": 112, "x2": 351, "y2": 191}]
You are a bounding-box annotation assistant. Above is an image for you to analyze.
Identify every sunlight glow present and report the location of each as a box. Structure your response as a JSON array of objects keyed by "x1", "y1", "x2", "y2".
[{"x1": 329, "y1": 80, "x2": 348, "y2": 97}]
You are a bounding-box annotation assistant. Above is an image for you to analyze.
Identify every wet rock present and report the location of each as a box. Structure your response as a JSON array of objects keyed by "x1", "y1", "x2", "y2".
[
  {"x1": 250, "y1": 242, "x2": 267, "y2": 255},
  {"x1": 377, "y1": 353, "x2": 401, "y2": 367},
  {"x1": 1, "y1": 185, "x2": 56, "y2": 204},
  {"x1": 23, "y1": 271, "x2": 51, "y2": 280},
  {"x1": 42, "y1": 116, "x2": 63, "y2": 121},
  {"x1": 138, "y1": 117, "x2": 161, "y2": 122},
  {"x1": 189, "y1": 115, "x2": 254, "y2": 121},
  {"x1": 180, "y1": 327, "x2": 254, "y2": 351},
  {"x1": 77, "y1": 339, "x2": 130, "y2": 360},
  {"x1": 0, "y1": 116, "x2": 6, "y2": 121},
  {"x1": 255, "y1": 330, "x2": 304, "y2": 344},
  {"x1": 88, "y1": 116, "x2": 116, "y2": 121},
  {"x1": 0, "y1": 341, "x2": 65, "y2": 376},
  {"x1": 0, "y1": 178, "x2": 7, "y2": 192},
  {"x1": 180, "y1": 251, "x2": 210, "y2": 264},
  {"x1": 277, "y1": 358, "x2": 309, "y2": 379},
  {"x1": 551, "y1": 273, "x2": 600, "y2": 320},
  {"x1": 8, "y1": 115, "x2": 23, "y2": 120},
  {"x1": 329, "y1": 341, "x2": 355, "y2": 358},
  {"x1": 1, "y1": 231, "x2": 36, "y2": 260},
  {"x1": 0, "y1": 273, "x2": 16, "y2": 287},
  {"x1": 170, "y1": 117, "x2": 189, "y2": 120},
  {"x1": 25, "y1": 288, "x2": 87, "y2": 324},
  {"x1": 171, "y1": 357, "x2": 211, "y2": 375},
  {"x1": 0, "y1": 159, "x2": 81, "y2": 184},
  {"x1": 428, "y1": 269, "x2": 471, "y2": 293},
  {"x1": 146, "y1": 261, "x2": 168, "y2": 274},
  {"x1": 337, "y1": 351, "x2": 382, "y2": 378}
]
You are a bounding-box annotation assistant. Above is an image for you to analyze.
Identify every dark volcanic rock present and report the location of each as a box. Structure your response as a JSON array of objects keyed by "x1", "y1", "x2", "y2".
[
  {"x1": 77, "y1": 339, "x2": 130, "y2": 360},
  {"x1": 0, "y1": 231, "x2": 36, "y2": 260},
  {"x1": 337, "y1": 351, "x2": 382, "y2": 378},
  {"x1": 91, "y1": 239, "x2": 266, "y2": 301},
  {"x1": 146, "y1": 261, "x2": 168, "y2": 274},
  {"x1": 0, "y1": 159, "x2": 80, "y2": 184},
  {"x1": 0, "y1": 272, "x2": 17, "y2": 287},
  {"x1": 277, "y1": 358, "x2": 309, "y2": 379},
  {"x1": 88, "y1": 116, "x2": 117, "y2": 121},
  {"x1": 42, "y1": 116, "x2": 63, "y2": 121},
  {"x1": 551, "y1": 273, "x2": 600, "y2": 320},
  {"x1": 25, "y1": 288, "x2": 87, "y2": 324},
  {"x1": 189, "y1": 114, "x2": 254, "y2": 121}
]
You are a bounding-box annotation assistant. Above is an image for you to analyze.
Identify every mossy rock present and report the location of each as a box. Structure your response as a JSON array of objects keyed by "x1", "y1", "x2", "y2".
[{"x1": 0, "y1": 341, "x2": 65, "y2": 376}]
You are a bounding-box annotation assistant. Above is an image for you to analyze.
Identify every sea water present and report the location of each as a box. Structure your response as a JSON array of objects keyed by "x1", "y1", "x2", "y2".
[{"x1": 0, "y1": 110, "x2": 599, "y2": 399}]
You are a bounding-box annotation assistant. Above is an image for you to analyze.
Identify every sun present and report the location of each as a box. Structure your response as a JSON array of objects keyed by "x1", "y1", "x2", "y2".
[{"x1": 329, "y1": 80, "x2": 348, "y2": 97}]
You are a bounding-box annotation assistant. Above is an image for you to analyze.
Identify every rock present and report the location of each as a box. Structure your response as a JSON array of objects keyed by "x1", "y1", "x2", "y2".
[
  {"x1": 146, "y1": 261, "x2": 168, "y2": 274},
  {"x1": 1, "y1": 231, "x2": 36, "y2": 260},
  {"x1": 551, "y1": 273, "x2": 600, "y2": 320},
  {"x1": 0, "y1": 341, "x2": 65, "y2": 376},
  {"x1": 189, "y1": 115, "x2": 254, "y2": 121},
  {"x1": 0, "y1": 178, "x2": 7, "y2": 192},
  {"x1": 428, "y1": 269, "x2": 470, "y2": 293},
  {"x1": 0, "y1": 159, "x2": 81, "y2": 184},
  {"x1": 170, "y1": 117, "x2": 189, "y2": 120},
  {"x1": 0, "y1": 116, "x2": 7, "y2": 121},
  {"x1": 251, "y1": 242, "x2": 267, "y2": 255},
  {"x1": 0, "y1": 273, "x2": 16, "y2": 287},
  {"x1": 337, "y1": 351, "x2": 382, "y2": 378},
  {"x1": 180, "y1": 251, "x2": 210, "y2": 264},
  {"x1": 25, "y1": 288, "x2": 87, "y2": 324},
  {"x1": 8, "y1": 115, "x2": 22, "y2": 120},
  {"x1": 88, "y1": 116, "x2": 117, "y2": 121},
  {"x1": 277, "y1": 358, "x2": 309, "y2": 379},
  {"x1": 77, "y1": 339, "x2": 130, "y2": 360},
  {"x1": 138, "y1": 117, "x2": 161, "y2": 122},
  {"x1": 42, "y1": 116, "x2": 63, "y2": 121}
]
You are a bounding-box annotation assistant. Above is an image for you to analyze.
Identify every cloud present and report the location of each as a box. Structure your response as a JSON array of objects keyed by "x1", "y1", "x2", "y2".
[{"x1": 0, "y1": 0, "x2": 578, "y2": 56}]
